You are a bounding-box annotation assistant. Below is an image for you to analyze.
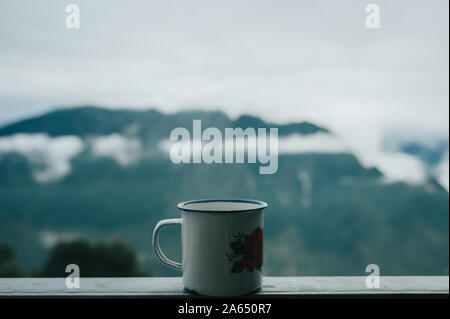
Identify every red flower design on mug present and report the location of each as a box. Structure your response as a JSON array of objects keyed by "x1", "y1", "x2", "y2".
[{"x1": 226, "y1": 227, "x2": 263, "y2": 273}]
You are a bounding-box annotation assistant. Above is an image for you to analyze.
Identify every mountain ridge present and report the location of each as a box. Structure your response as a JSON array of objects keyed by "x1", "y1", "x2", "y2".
[{"x1": 0, "y1": 106, "x2": 329, "y2": 138}]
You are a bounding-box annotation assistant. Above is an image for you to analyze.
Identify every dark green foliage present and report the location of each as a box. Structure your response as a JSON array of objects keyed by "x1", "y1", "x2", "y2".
[
  {"x1": 39, "y1": 238, "x2": 148, "y2": 277},
  {"x1": 0, "y1": 243, "x2": 23, "y2": 277}
]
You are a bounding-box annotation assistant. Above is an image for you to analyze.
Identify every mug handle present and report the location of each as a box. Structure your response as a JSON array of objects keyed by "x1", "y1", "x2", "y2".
[{"x1": 152, "y1": 218, "x2": 182, "y2": 271}]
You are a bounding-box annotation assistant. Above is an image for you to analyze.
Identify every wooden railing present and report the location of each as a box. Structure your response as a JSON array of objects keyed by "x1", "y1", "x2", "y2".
[{"x1": 0, "y1": 276, "x2": 448, "y2": 297}]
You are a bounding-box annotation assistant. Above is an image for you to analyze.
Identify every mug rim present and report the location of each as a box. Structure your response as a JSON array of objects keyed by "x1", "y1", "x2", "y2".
[{"x1": 177, "y1": 198, "x2": 268, "y2": 213}]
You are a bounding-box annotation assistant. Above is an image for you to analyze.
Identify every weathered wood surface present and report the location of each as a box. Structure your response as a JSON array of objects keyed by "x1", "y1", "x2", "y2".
[{"x1": 0, "y1": 276, "x2": 448, "y2": 297}]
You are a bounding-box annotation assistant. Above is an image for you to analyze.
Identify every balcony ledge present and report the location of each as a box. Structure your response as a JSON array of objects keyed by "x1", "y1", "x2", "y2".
[{"x1": 0, "y1": 276, "x2": 448, "y2": 298}]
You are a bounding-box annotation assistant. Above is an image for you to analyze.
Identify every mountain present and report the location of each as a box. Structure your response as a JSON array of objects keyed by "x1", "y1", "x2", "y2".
[
  {"x1": 0, "y1": 106, "x2": 327, "y2": 140},
  {"x1": 399, "y1": 141, "x2": 448, "y2": 167},
  {"x1": 0, "y1": 106, "x2": 448, "y2": 276}
]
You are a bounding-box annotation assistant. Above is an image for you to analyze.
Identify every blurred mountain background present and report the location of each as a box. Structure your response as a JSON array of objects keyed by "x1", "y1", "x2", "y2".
[{"x1": 0, "y1": 106, "x2": 448, "y2": 276}]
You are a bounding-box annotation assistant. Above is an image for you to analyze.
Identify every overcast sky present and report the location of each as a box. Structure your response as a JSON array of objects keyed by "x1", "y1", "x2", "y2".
[{"x1": 0, "y1": 0, "x2": 448, "y2": 147}]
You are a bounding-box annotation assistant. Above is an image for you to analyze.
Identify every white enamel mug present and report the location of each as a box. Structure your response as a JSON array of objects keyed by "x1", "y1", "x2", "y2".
[{"x1": 152, "y1": 199, "x2": 267, "y2": 297}]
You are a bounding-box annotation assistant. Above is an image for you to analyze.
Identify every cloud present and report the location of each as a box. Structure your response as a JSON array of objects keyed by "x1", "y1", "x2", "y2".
[
  {"x1": 0, "y1": 133, "x2": 84, "y2": 182},
  {"x1": 90, "y1": 134, "x2": 141, "y2": 166},
  {"x1": 0, "y1": 133, "x2": 143, "y2": 182},
  {"x1": 278, "y1": 133, "x2": 347, "y2": 154},
  {"x1": 0, "y1": 0, "x2": 447, "y2": 137},
  {"x1": 270, "y1": 133, "x2": 431, "y2": 185},
  {"x1": 158, "y1": 130, "x2": 431, "y2": 185},
  {"x1": 0, "y1": 1, "x2": 447, "y2": 189},
  {"x1": 357, "y1": 150, "x2": 427, "y2": 184},
  {"x1": 434, "y1": 151, "x2": 449, "y2": 191}
]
